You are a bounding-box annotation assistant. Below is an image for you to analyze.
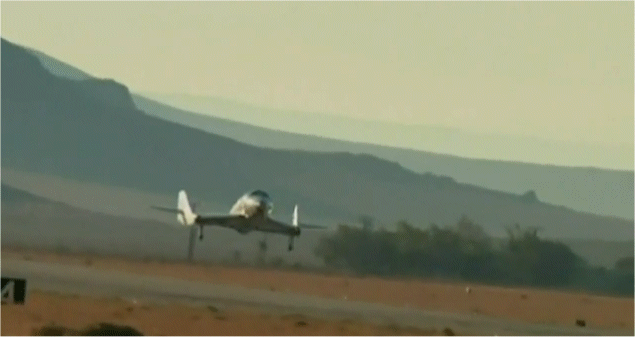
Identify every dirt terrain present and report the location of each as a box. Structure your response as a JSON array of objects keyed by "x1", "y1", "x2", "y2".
[
  {"x1": 2, "y1": 290, "x2": 444, "y2": 336},
  {"x1": 2, "y1": 248, "x2": 633, "y2": 334}
]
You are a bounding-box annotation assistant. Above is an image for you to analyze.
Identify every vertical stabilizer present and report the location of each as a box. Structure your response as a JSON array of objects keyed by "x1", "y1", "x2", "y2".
[
  {"x1": 177, "y1": 190, "x2": 197, "y2": 226},
  {"x1": 292, "y1": 205, "x2": 298, "y2": 227}
]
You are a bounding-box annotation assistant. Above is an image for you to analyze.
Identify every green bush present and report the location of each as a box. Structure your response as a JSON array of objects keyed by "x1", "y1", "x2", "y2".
[{"x1": 314, "y1": 216, "x2": 632, "y2": 297}]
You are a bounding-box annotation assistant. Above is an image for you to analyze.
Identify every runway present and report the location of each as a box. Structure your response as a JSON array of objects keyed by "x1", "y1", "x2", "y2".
[{"x1": 2, "y1": 259, "x2": 629, "y2": 336}]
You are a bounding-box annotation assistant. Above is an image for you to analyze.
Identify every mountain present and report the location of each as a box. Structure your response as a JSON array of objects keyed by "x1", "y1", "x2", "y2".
[
  {"x1": 133, "y1": 95, "x2": 635, "y2": 221},
  {"x1": 25, "y1": 42, "x2": 634, "y2": 221},
  {"x1": 140, "y1": 91, "x2": 634, "y2": 172},
  {"x1": 1, "y1": 183, "x2": 181, "y2": 257},
  {"x1": 25, "y1": 47, "x2": 93, "y2": 81},
  {"x1": 2, "y1": 37, "x2": 632, "y2": 242}
]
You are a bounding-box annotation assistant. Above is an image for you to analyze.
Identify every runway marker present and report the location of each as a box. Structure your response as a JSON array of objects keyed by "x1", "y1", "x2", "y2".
[{"x1": 1, "y1": 277, "x2": 27, "y2": 304}]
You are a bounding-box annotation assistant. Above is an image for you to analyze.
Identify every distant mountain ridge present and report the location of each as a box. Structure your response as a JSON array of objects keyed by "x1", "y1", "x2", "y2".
[
  {"x1": 2, "y1": 37, "x2": 632, "y2": 242},
  {"x1": 23, "y1": 42, "x2": 634, "y2": 220},
  {"x1": 140, "y1": 91, "x2": 634, "y2": 171},
  {"x1": 133, "y1": 95, "x2": 635, "y2": 220}
]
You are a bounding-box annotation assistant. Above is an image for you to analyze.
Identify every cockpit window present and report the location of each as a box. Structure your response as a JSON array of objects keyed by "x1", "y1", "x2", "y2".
[{"x1": 250, "y1": 190, "x2": 270, "y2": 199}]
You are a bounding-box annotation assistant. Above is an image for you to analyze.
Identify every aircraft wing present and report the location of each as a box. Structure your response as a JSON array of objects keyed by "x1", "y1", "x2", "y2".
[
  {"x1": 151, "y1": 206, "x2": 245, "y2": 228},
  {"x1": 260, "y1": 217, "x2": 327, "y2": 234},
  {"x1": 195, "y1": 214, "x2": 246, "y2": 227},
  {"x1": 298, "y1": 223, "x2": 327, "y2": 229},
  {"x1": 151, "y1": 206, "x2": 184, "y2": 215},
  {"x1": 260, "y1": 217, "x2": 296, "y2": 234}
]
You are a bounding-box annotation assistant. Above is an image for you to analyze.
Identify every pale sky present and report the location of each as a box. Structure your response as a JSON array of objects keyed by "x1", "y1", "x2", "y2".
[{"x1": 2, "y1": 1, "x2": 633, "y2": 147}]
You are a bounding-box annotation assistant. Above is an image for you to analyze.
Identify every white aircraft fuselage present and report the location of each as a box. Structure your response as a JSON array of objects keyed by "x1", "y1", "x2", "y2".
[{"x1": 229, "y1": 190, "x2": 274, "y2": 219}]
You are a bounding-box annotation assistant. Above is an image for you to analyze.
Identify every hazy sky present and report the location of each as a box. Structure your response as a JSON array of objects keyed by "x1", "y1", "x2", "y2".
[{"x1": 2, "y1": 1, "x2": 633, "y2": 147}]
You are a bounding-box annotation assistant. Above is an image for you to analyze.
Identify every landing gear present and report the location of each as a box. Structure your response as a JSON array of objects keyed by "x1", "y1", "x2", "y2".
[
  {"x1": 259, "y1": 237, "x2": 268, "y2": 251},
  {"x1": 288, "y1": 236, "x2": 294, "y2": 251},
  {"x1": 187, "y1": 225, "x2": 197, "y2": 263},
  {"x1": 198, "y1": 225, "x2": 204, "y2": 241}
]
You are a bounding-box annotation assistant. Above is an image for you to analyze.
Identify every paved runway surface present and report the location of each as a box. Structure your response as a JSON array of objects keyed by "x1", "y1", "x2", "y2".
[{"x1": 2, "y1": 259, "x2": 630, "y2": 336}]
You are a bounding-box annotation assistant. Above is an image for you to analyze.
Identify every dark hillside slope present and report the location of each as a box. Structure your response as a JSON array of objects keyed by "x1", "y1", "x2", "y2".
[
  {"x1": 1, "y1": 184, "x2": 52, "y2": 205},
  {"x1": 1, "y1": 183, "x2": 182, "y2": 256},
  {"x1": 2, "y1": 38, "x2": 632, "y2": 240},
  {"x1": 25, "y1": 47, "x2": 94, "y2": 80}
]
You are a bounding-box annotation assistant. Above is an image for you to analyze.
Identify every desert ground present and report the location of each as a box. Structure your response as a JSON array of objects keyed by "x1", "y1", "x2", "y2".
[
  {"x1": 1, "y1": 247, "x2": 633, "y2": 335},
  {"x1": 2, "y1": 290, "x2": 443, "y2": 336}
]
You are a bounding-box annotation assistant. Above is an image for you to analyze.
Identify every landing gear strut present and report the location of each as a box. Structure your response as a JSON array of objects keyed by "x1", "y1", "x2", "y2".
[
  {"x1": 288, "y1": 236, "x2": 294, "y2": 251},
  {"x1": 198, "y1": 225, "x2": 204, "y2": 241},
  {"x1": 187, "y1": 225, "x2": 197, "y2": 263}
]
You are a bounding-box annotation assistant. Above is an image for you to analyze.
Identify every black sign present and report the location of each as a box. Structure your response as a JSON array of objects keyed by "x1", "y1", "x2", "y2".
[{"x1": 1, "y1": 277, "x2": 27, "y2": 304}]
